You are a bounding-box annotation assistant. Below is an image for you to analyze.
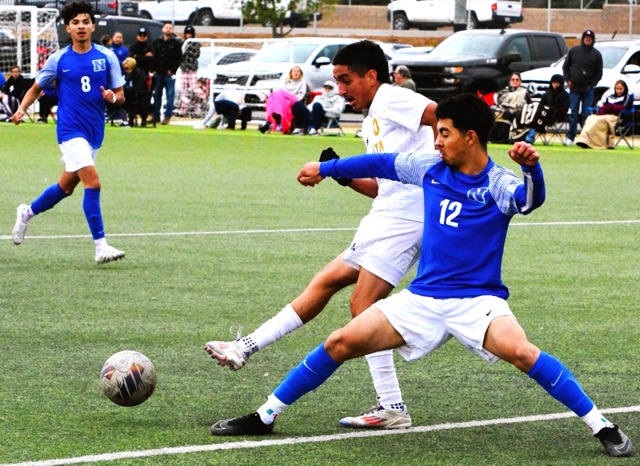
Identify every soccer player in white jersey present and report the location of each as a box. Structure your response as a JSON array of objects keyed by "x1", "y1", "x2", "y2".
[
  {"x1": 11, "y1": 1, "x2": 126, "y2": 265},
  {"x1": 208, "y1": 93, "x2": 633, "y2": 459},
  {"x1": 205, "y1": 40, "x2": 438, "y2": 429}
]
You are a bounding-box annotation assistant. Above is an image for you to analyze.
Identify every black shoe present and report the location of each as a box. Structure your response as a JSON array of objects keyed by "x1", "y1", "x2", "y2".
[
  {"x1": 258, "y1": 122, "x2": 270, "y2": 134},
  {"x1": 210, "y1": 412, "x2": 274, "y2": 436},
  {"x1": 594, "y1": 425, "x2": 634, "y2": 457}
]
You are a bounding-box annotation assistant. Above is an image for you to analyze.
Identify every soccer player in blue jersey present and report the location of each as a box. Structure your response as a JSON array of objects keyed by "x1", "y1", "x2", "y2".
[
  {"x1": 209, "y1": 93, "x2": 633, "y2": 458},
  {"x1": 11, "y1": 1, "x2": 126, "y2": 265}
]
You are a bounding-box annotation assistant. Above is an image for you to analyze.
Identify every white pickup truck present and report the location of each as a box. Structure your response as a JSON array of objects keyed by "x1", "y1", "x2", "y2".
[
  {"x1": 387, "y1": 0, "x2": 523, "y2": 30},
  {"x1": 138, "y1": 0, "x2": 242, "y2": 26}
]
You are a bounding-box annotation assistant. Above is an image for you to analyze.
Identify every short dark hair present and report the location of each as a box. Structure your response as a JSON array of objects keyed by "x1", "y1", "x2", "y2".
[
  {"x1": 436, "y1": 93, "x2": 495, "y2": 149},
  {"x1": 333, "y1": 40, "x2": 390, "y2": 85},
  {"x1": 60, "y1": 1, "x2": 95, "y2": 25}
]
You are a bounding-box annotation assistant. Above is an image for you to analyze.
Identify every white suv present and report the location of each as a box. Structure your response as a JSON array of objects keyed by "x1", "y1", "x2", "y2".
[
  {"x1": 521, "y1": 40, "x2": 640, "y2": 104},
  {"x1": 138, "y1": 0, "x2": 241, "y2": 26},
  {"x1": 209, "y1": 37, "x2": 358, "y2": 108}
]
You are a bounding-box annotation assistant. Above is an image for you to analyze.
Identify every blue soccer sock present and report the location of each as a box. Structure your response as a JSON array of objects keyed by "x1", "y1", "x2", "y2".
[
  {"x1": 30, "y1": 183, "x2": 69, "y2": 215},
  {"x1": 528, "y1": 351, "x2": 594, "y2": 417},
  {"x1": 83, "y1": 188, "x2": 105, "y2": 241},
  {"x1": 273, "y1": 342, "x2": 342, "y2": 406}
]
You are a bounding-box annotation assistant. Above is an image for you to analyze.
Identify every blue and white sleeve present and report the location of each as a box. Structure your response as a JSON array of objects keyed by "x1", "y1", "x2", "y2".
[
  {"x1": 489, "y1": 163, "x2": 545, "y2": 216},
  {"x1": 319, "y1": 151, "x2": 441, "y2": 187},
  {"x1": 35, "y1": 49, "x2": 63, "y2": 90},
  {"x1": 319, "y1": 153, "x2": 401, "y2": 182}
]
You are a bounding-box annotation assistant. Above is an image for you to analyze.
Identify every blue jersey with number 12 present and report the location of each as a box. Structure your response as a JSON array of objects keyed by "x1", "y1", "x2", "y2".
[
  {"x1": 320, "y1": 152, "x2": 546, "y2": 300},
  {"x1": 36, "y1": 44, "x2": 125, "y2": 149}
]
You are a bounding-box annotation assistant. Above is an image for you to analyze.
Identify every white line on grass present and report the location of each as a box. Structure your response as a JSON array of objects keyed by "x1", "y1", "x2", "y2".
[
  {"x1": 0, "y1": 220, "x2": 638, "y2": 242},
  {"x1": 5, "y1": 405, "x2": 640, "y2": 466}
]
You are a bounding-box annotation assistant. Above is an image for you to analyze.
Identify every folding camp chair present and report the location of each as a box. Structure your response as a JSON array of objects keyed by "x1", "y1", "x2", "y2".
[
  {"x1": 614, "y1": 99, "x2": 635, "y2": 149},
  {"x1": 320, "y1": 116, "x2": 345, "y2": 136}
]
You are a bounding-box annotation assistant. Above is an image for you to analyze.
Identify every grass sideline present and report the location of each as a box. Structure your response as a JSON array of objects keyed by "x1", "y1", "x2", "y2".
[{"x1": 0, "y1": 123, "x2": 639, "y2": 465}]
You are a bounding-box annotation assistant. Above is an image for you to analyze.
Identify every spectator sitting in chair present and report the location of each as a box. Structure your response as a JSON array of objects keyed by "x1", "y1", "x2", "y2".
[
  {"x1": 575, "y1": 80, "x2": 633, "y2": 150},
  {"x1": 489, "y1": 72, "x2": 531, "y2": 143},
  {"x1": 259, "y1": 65, "x2": 308, "y2": 134},
  {"x1": 3, "y1": 66, "x2": 32, "y2": 101},
  {"x1": 291, "y1": 80, "x2": 344, "y2": 135},
  {"x1": 525, "y1": 74, "x2": 570, "y2": 143}
]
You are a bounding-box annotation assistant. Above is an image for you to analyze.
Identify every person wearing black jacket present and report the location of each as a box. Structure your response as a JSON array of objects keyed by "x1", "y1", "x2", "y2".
[
  {"x1": 2, "y1": 66, "x2": 32, "y2": 101},
  {"x1": 123, "y1": 57, "x2": 151, "y2": 127},
  {"x1": 524, "y1": 74, "x2": 570, "y2": 143},
  {"x1": 129, "y1": 27, "x2": 154, "y2": 74},
  {"x1": 562, "y1": 29, "x2": 603, "y2": 145},
  {"x1": 151, "y1": 22, "x2": 182, "y2": 125}
]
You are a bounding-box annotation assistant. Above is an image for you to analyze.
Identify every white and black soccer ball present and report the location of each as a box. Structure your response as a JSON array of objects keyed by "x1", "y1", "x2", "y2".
[{"x1": 100, "y1": 350, "x2": 157, "y2": 407}]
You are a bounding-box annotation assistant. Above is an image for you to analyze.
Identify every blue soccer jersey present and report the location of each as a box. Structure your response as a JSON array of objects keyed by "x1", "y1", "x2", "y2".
[
  {"x1": 320, "y1": 152, "x2": 545, "y2": 300},
  {"x1": 36, "y1": 44, "x2": 125, "y2": 149}
]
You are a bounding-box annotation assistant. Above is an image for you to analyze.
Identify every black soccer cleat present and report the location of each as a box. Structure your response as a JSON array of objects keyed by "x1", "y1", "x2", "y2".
[
  {"x1": 210, "y1": 412, "x2": 274, "y2": 436},
  {"x1": 594, "y1": 425, "x2": 634, "y2": 457}
]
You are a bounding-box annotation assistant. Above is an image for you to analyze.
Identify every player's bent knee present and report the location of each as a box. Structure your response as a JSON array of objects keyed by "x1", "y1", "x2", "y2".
[
  {"x1": 507, "y1": 343, "x2": 541, "y2": 372},
  {"x1": 324, "y1": 329, "x2": 359, "y2": 363}
]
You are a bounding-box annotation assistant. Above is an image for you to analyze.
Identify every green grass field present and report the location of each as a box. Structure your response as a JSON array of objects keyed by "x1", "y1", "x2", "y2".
[{"x1": 0, "y1": 123, "x2": 639, "y2": 465}]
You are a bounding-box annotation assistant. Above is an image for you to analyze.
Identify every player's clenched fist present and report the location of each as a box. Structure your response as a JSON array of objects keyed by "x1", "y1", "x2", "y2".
[{"x1": 297, "y1": 162, "x2": 323, "y2": 187}]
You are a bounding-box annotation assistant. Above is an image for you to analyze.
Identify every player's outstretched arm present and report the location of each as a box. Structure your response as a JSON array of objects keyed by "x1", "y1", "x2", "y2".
[{"x1": 11, "y1": 82, "x2": 42, "y2": 125}]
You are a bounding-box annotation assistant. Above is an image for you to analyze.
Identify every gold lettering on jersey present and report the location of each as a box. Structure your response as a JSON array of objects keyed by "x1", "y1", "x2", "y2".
[
  {"x1": 372, "y1": 118, "x2": 380, "y2": 136},
  {"x1": 372, "y1": 140, "x2": 385, "y2": 153}
]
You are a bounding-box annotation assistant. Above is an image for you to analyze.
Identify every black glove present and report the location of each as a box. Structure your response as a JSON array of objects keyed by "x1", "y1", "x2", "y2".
[{"x1": 319, "y1": 147, "x2": 352, "y2": 187}]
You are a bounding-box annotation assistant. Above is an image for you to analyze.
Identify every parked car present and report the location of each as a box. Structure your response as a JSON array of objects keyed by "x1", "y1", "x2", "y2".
[
  {"x1": 209, "y1": 37, "x2": 357, "y2": 108},
  {"x1": 15, "y1": 0, "x2": 139, "y2": 16},
  {"x1": 57, "y1": 15, "x2": 163, "y2": 48},
  {"x1": 175, "y1": 43, "x2": 258, "y2": 101},
  {"x1": 521, "y1": 40, "x2": 640, "y2": 105},
  {"x1": 394, "y1": 46, "x2": 434, "y2": 56},
  {"x1": 391, "y1": 29, "x2": 568, "y2": 101},
  {"x1": 138, "y1": 0, "x2": 242, "y2": 26}
]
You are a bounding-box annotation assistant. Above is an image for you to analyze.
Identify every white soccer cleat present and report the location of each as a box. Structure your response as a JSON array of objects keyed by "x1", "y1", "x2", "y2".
[
  {"x1": 204, "y1": 340, "x2": 248, "y2": 371},
  {"x1": 95, "y1": 245, "x2": 125, "y2": 265},
  {"x1": 339, "y1": 404, "x2": 412, "y2": 429},
  {"x1": 12, "y1": 204, "x2": 31, "y2": 245}
]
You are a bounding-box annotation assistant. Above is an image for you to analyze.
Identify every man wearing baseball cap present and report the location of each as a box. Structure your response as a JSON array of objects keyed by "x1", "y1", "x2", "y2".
[
  {"x1": 129, "y1": 27, "x2": 154, "y2": 74},
  {"x1": 562, "y1": 29, "x2": 603, "y2": 145}
]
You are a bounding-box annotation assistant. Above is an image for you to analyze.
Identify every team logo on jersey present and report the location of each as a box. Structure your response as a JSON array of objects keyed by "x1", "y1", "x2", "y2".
[
  {"x1": 92, "y1": 59, "x2": 107, "y2": 72},
  {"x1": 467, "y1": 187, "x2": 489, "y2": 204}
]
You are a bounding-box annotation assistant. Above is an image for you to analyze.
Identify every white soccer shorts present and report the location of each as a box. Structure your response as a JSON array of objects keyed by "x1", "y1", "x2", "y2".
[
  {"x1": 59, "y1": 137, "x2": 98, "y2": 172},
  {"x1": 376, "y1": 290, "x2": 516, "y2": 363},
  {"x1": 342, "y1": 213, "x2": 422, "y2": 287}
]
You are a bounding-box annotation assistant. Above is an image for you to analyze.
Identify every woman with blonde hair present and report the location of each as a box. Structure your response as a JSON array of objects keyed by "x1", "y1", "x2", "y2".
[{"x1": 260, "y1": 65, "x2": 309, "y2": 134}]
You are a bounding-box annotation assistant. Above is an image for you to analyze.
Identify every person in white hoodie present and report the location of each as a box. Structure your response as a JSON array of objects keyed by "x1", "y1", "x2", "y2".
[{"x1": 291, "y1": 80, "x2": 345, "y2": 135}]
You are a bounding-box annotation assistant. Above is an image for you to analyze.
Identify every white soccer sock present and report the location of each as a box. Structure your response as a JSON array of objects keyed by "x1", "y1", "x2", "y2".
[
  {"x1": 257, "y1": 393, "x2": 289, "y2": 425},
  {"x1": 365, "y1": 350, "x2": 405, "y2": 409},
  {"x1": 242, "y1": 304, "x2": 304, "y2": 352},
  {"x1": 94, "y1": 237, "x2": 108, "y2": 249},
  {"x1": 24, "y1": 205, "x2": 35, "y2": 220},
  {"x1": 581, "y1": 405, "x2": 614, "y2": 435}
]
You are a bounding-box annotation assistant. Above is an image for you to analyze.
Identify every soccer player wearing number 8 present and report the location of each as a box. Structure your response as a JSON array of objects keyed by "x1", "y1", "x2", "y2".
[
  {"x1": 210, "y1": 94, "x2": 633, "y2": 458},
  {"x1": 11, "y1": 1, "x2": 126, "y2": 265}
]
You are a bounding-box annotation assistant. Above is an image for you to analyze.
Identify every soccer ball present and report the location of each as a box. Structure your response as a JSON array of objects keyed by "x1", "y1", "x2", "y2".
[{"x1": 100, "y1": 350, "x2": 157, "y2": 407}]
